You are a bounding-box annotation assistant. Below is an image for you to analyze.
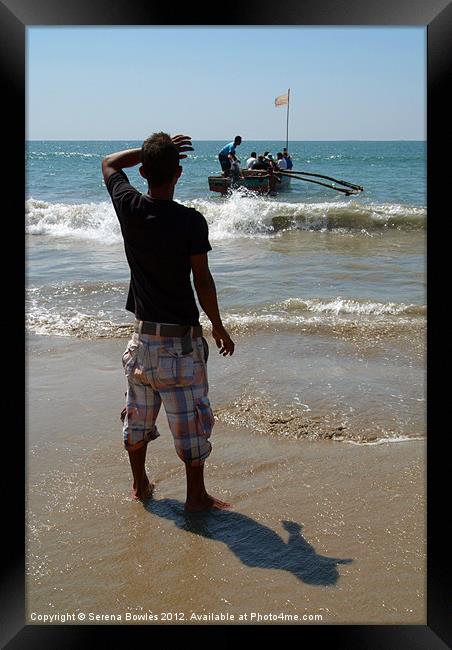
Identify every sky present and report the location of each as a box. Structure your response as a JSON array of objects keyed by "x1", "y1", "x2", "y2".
[{"x1": 27, "y1": 27, "x2": 426, "y2": 141}]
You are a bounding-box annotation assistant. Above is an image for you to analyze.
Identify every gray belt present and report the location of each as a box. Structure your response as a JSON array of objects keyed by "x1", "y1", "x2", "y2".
[{"x1": 134, "y1": 320, "x2": 203, "y2": 355}]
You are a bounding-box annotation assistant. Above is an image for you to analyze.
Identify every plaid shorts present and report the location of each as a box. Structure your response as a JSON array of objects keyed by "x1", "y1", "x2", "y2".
[{"x1": 121, "y1": 328, "x2": 213, "y2": 465}]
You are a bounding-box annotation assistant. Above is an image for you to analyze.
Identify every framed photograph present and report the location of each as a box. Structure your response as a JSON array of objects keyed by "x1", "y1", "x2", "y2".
[{"x1": 2, "y1": 0, "x2": 450, "y2": 646}]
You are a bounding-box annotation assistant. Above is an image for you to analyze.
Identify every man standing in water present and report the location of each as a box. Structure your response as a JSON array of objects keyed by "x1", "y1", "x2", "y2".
[{"x1": 102, "y1": 133, "x2": 234, "y2": 511}]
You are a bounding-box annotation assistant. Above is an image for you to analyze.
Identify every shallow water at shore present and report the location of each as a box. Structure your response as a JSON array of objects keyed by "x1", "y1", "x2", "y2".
[
  {"x1": 27, "y1": 322, "x2": 425, "y2": 446},
  {"x1": 26, "y1": 335, "x2": 426, "y2": 625}
]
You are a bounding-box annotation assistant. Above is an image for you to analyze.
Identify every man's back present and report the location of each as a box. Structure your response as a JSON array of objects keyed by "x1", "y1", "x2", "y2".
[
  {"x1": 219, "y1": 142, "x2": 235, "y2": 157},
  {"x1": 106, "y1": 170, "x2": 211, "y2": 325}
]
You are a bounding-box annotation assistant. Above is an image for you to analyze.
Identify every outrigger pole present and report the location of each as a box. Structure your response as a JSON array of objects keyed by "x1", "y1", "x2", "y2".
[
  {"x1": 284, "y1": 169, "x2": 363, "y2": 192},
  {"x1": 277, "y1": 169, "x2": 363, "y2": 196}
]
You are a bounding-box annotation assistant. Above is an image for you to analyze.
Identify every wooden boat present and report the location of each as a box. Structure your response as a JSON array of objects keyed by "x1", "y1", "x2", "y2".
[
  {"x1": 208, "y1": 89, "x2": 364, "y2": 198},
  {"x1": 208, "y1": 169, "x2": 291, "y2": 196}
]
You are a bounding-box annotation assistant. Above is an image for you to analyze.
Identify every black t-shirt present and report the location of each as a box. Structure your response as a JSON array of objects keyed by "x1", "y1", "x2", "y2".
[{"x1": 106, "y1": 170, "x2": 212, "y2": 325}]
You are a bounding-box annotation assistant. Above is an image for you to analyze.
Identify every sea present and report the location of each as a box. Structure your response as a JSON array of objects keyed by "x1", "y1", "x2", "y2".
[{"x1": 26, "y1": 140, "x2": 426, "y2": 444}]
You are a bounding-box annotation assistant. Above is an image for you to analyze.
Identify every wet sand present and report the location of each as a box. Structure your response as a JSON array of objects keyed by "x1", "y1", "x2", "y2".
[{"x1": 26, "y1": 334, "x2": 426, "y2": 625}]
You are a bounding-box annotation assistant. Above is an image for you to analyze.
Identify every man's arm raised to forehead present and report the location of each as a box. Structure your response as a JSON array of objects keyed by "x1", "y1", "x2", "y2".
[
  {"x1": 101, "y1": 148, "x2": 142, "y2": 184},
  {"x1": 101, "y1": 134, "x2": 193, "y2": 183}
]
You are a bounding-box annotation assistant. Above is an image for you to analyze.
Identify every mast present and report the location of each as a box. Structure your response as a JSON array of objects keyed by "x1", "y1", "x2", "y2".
[{"x1": 286, "y1": 88, "x2": 290, "y2": 152}]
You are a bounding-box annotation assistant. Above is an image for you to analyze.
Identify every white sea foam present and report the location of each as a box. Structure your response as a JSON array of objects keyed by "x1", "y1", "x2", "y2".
[
  {"x1": 28, "y1": 151, "x2": 101, "y2": 158},
  {"x1": 276, "y1": 297, "x2": 425, "y2": 317},
  {"x1": 26, "y1": 198, "x2": 121, "y2": 243},
  {"x1": 26, "y1": 289, "x2": 425, "y2": 339},
  {"x1": 341, "y1": 435, "x2": 425, "y2": 446},
  {"x1": 25, "y1": 195, "x2": 426, "y2": 244},
  {"x1": 188, "y1": 195, "x2": 426, "y2": 238}
]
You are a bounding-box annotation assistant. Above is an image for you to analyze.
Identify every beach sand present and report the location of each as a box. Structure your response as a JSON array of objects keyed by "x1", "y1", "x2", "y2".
[{"x1": 26, "y1": 334, "x2": 426, "y2": 625}]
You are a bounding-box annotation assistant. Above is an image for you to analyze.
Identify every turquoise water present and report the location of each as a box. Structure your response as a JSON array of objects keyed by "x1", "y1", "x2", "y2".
[{"x1": 26, "y1": 140, "x2": 426, "y2": 205}]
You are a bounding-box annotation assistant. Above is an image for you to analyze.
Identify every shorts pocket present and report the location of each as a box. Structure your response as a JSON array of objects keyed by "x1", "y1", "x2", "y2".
[
  {"x1": 157, "y1": 349, "x2": 194, "y2": 387},
  {"x1": 122, "y1": 340, "x2": 140, "y2": 377},
  {"x1": 195, "y1": 396, "x2": 215, "y2": 437}
]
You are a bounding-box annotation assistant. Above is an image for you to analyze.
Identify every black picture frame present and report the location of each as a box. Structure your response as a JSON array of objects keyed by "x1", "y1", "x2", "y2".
[{"x1": 2, "y1": 0, "x2": 450, "y2": 646}]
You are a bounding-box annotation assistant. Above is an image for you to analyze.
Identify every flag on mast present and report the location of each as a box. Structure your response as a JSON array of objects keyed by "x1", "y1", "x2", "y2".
[{"x1": 275, "y1": 92, "x2": 289, "y2": 107}]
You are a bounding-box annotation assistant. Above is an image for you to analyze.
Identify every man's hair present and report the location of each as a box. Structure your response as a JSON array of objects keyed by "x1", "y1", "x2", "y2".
[
  {"x1": 141, "y1": 132, "x2": 180, "y2": 186},
  {"x1": 234, "y1": 135, "x2": 242, "y2": 143},
  {"x1": 277, "y1": 152, "x2": 283, "y2": 159},
  {"x1": 250, "y1": 151, "x2": 257, "y2": 157}
]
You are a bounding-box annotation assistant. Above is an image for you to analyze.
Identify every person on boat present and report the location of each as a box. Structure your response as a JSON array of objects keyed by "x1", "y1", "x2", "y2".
[
  {"x1": 266, "y1": 154, "x2": 279, "y2": 171},
  {"x1": 250, "y1": 155, "x2": 277, "y2": 192},
  {"x1": 282, "y1": 148, "x2": 293, "y2": 170},
  {"x1": 246, "y1": 152, "x2": 257, "y2": 169},
  {"x1": 218, "y1": 136, "x2": 242, "y2": 177},
  {"x1": 251, "y1": 155, "x2": 269, "y2": 171},
  {"x1": 276, "y1": 152, "x2": 287, "y2": 170}
]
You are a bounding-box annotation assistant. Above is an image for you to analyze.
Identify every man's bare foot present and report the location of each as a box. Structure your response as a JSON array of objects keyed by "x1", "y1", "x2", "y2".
[
  {"x1": 185, "y1": 494, "x2": 231, "y2": 512},
  {"x1": 131, "y1": 478, "x2": 155, "y2": 501}
]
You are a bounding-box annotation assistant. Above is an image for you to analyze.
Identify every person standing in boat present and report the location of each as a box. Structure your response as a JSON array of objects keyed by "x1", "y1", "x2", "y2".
[
  {"x1": 282, "y1": 148, "x2": 293, "y2": 170},
  {"x1": 218, "y1": 136, "x2": 242, "y2": 177},
  {"x1": 266, "y1": 155, "x2": 281, "y2": 192}
]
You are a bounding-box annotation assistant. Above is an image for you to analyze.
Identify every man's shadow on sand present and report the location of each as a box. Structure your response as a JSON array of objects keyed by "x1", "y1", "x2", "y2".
[{"x1": 144, "y1": 498, "x2": 353, "y2": 586}]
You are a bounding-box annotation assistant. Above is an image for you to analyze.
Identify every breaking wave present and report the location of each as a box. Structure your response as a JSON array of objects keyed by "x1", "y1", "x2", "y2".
[{"x1": 26, "y1": 195, "x2": 426, "y2": 243}]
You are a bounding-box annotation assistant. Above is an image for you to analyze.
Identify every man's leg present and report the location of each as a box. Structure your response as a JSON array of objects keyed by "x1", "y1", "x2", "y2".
[
  {"x1": 159, "y1": 385, "x2": 231, "y2": 511},
  {"x1": 128, "y1": 443, "x2": 155, "y2": 501},
  {"x1": 219, "y1": 156, "x2": 230, "y2": 177},
  {"x1": 123, "y1": 378, "x2": 162, "y2": 501},
  {"x1": 184, "y1": 461, "x2": 230, "y2": 512},
  {"x1": 156, "y1": 336, "x2": 231, "y2": 511}
]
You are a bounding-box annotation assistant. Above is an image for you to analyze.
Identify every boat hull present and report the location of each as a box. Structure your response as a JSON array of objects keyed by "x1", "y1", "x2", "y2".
[{"x1": 208, "y1": 170, "x2": 291, "y2": 195}]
